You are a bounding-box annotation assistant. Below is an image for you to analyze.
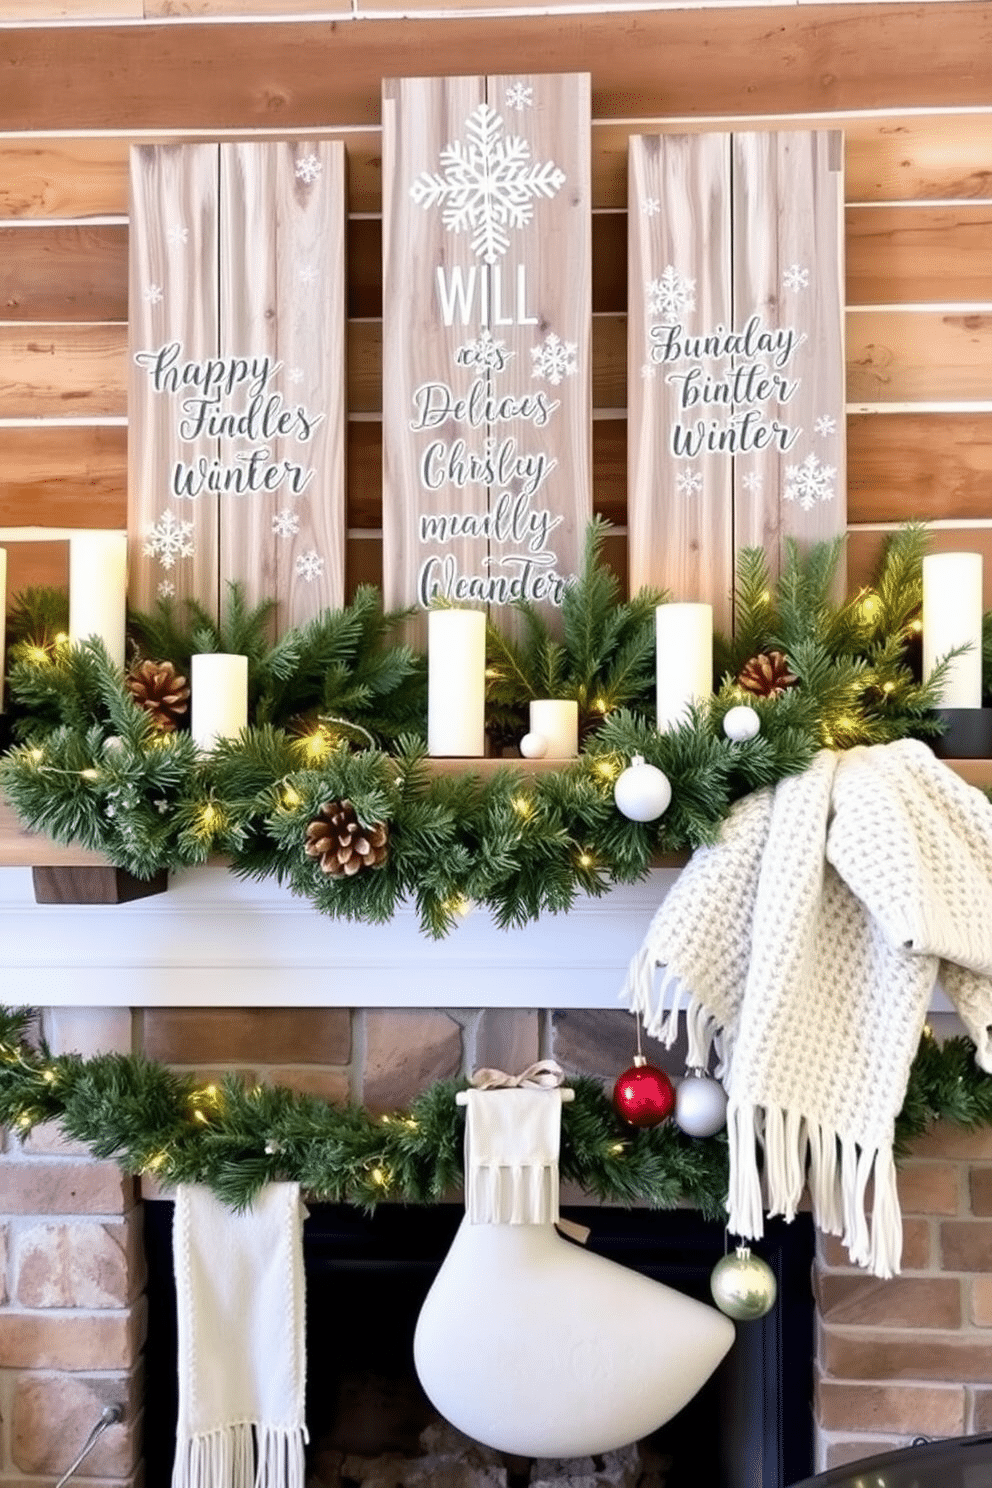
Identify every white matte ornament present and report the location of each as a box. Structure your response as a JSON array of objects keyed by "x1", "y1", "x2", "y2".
[
  {"x1": 519, "y1": 731, "x2": 548, "y2": 759},
  {"x1": 710, "y1": 1245, "x2": 777, "y2": 1321},
  {"x1": 723, "y1": 704, "x2": 761, "y2": 743},
  {"x1": 613, "y1": 755, "x2": 672, "y2": 822},
  {"x1": 674, "y1": 1071, "x2": 728, "y2": 1138}
]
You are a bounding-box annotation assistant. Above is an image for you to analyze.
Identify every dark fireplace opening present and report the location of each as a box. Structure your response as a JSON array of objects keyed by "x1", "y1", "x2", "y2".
[{"x1": 143, "y1": 1202, "x2": 814, "y2": 1488}]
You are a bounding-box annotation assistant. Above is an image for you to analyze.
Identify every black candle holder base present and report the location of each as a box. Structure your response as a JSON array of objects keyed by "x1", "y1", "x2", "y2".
[{"x1": 931, "y1": 707, "x2": 992, "y2": 760}]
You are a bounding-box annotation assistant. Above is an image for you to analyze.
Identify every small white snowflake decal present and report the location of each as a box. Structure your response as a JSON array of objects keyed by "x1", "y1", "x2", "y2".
[
  {"x1": 143, "y1": 511, "x2": 195, "y2": 569},
  {"x1": 784, "y1": 452, "x2": 837, "y2": 511},
  {"x1": 783, "y1": 263, "x2": 810, "y2": 292},
  {"x1": 166, "y1": 225, "x2": 189, "y2": 247},
  {"x1": 298, "y1": 265, "x2": 319, "y2": 285},
  {"x1": 272, "y1": 509, "x2": 301, "y2": 539},
  {"x1": 530, "y1": 331, "x2": 577, "y2": 386},
  {"x1": 157, "y1": 579, "x2": 176, "y2": 599},
  {"x1": 410, "y1": 102, "x2": 565, "y2": 265},
  {"x1": 143, "y1": 284, "x2": 164, "y2": 305},
  {"x1": 647, "y1": 266, "x2": 696, "y2": 319},
  {"x1": 640, "y1": 363, "x2": 657, "y2": 381},
  {"x1": 295, "y1": 550, "x2": 324, "y2": 583},
  {"x1": 295, "y1": 154, "x2": 323, "y2": 184},
  {"x1": 505, "y1": 82, "x2": 533, "y2": 111},
  {"x1": 814, "y1": 414, "x2": 838, "y2": 437},
  {"x1": 676, "y1": 468, "x2": 703, "y2": 496},
  {"x1": 742, "y1": 471, "x2": 764, "y2": 494},
  {"x1": 456, "y1": 328, "x2": 513, "y2": 372},
  {"x1": 642, "y1": 197, "x2": 661, "y2": 218},
  {"x1": 287, "y1": 367, "x2": 305, "y2": 384}
]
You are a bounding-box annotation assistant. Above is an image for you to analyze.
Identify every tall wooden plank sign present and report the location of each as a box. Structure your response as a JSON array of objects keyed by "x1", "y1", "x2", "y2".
[
  {"x1": 382, "y1": 74, "x2": 592, "y2": 633},
  {"x1": 128, "y1": 142, "x2": 346, "y2": 630},
  {"x1": 628, "y1": 131, "x2": 845, "y2": 633}
]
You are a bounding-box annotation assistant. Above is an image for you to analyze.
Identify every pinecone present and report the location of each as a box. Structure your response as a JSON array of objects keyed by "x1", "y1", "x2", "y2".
[
  {"x1": 126, "y1": 659, "x2": 191, "y2": 731},
  {"x1": 737, "y1": 650, "x2": 798, "y2": 697},
  {"x1": 304, "y1": 799, "x2": 389, "y2": 877}
]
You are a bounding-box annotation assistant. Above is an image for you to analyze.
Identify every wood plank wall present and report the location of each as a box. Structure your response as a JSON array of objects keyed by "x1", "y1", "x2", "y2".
[{"x1": 0, "y1": 2, "x2": 990, "y2": 611}]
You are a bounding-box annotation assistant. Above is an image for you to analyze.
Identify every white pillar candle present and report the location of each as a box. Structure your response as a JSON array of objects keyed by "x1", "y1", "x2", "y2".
[
  {"x1": 428, "y1": 609, "x2": 487, "y2": 757},
  {"x1": 69, "y1": 531, "x2": 128, "y2": 669},
  {"x1": 0, "y1": 546, "x2": 6, "y2": 711},
  {"x1": 529, "y1": 699, "x2": 579, "y2": 759},
  {"x1": 923, "y1": 552, "x2": 984, "y2": 709},
  {"x1": 191, "y1": 653, "x2": 249, "y2": 751},
  {"x1": 656, "y1": 603, "x2": 713, "y2": 731}
]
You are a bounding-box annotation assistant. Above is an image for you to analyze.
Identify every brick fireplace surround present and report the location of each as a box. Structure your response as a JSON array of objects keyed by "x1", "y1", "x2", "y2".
[{"x1": 3, "y1": 1004, "x2": 992, "y2": 1485}]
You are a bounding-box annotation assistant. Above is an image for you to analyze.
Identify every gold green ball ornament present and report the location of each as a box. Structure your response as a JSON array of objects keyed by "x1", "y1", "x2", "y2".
[{"x1": 710, "y1": 1245, "x2": 777, "y2": 1321}]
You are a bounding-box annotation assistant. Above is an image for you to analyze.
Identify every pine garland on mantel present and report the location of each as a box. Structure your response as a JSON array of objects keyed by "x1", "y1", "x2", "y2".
[
  {"x1": 0, "y1": 521, "x2": 982, "y2": 937},
  {"x1": 2, "y1": 1007, "x2": 991, "y2": 1215}
]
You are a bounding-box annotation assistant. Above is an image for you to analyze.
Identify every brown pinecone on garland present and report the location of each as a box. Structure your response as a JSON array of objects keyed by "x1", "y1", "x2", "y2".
[
  {"x1": 126, "y1": 659, "x2": 191, "y2": 731},
  {"x1": 304, "y1": 799, "x2": 389, "y2": 877},
  {"x1": 737, "y1": 650, "x2": 798, "y2": 698}
]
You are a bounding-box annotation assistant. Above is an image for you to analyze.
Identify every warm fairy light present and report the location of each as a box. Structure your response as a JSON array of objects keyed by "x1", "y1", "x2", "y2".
[
  {"x1": 54, "y1": 632, "x2": 70, "y2": 646},
  {"x1": 511, "y1": 794, "x2": 533, "y2": 819},
  {"x1": 25, "y1": 646, "x2": 49, "y2": 665},
  {"x1": 592, "y1": 697, "x2": 609, "y2": 714},
  {"x1": 609, "y1": 1142, "x2": 626, "y2": 1155},
  {"x1": 198, "y1": 803, "x2": 220, "y2": 831},
  {"x1": 370, "y1": 1165, "x2": 389, "y2": 1187},
  {"x1": 192, "y1": 1107, "x2": 209, "y2": 1125},
  {"x1": 858, "y1": 592, "x2": 882, "y2": 625},
  {"x1": 442, "y1": 893, "x2": 475, "y2": 919},
  {"x1": 28, "y1": 748, "x2": 44, "y2": 764},
  {"x1": 41, "y1": 1068, "x2": 57, "y2": 1085},
  {"x1": 882, "y1": 681, "x2": 895, "y2": 694},
  {"x1": 16, "y1": 1113, "x2": 32, "y2": 1129},
  {"x1": 145, "y1": 1150, "x2": 170, "y2": 1172},
  {"x1": 79, "y1": 767, "x2": 100, "y2": 781},
  {"x1": 577, "y1": 851, "x2": 595, "y2": 869},
  {"x1": 594, "y1": 758, "x2": 619, "y2": 782},
  {"x1": 910, "y1": 619, "x2": 923, "y2": 634},
  {"x1": 303, "y1": 729, "x2": 331, "y2": 763},
  {"x1": 281, "y1": 784, "x2": 302, "y2": 809}
]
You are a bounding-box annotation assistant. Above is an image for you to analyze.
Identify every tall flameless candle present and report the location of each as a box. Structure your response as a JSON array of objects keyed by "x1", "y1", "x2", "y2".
[
  {"x1": 69, "y1": 531, "x2": 128, "y2": 668},
  {"x1": 191, "y1": 653, "x2": 249, "y2": 751},
  {"x1": 428, "y1": 609, "x2": 486, "y2": 757},
  {"x1": 923, "y1": 552, "x2": 983, "y2": 708},
  {"x1": 656, "y1": 603, "x2": 713, "y2": 731},
  {"x1": 530, "y1": 699, "x2": 579, "y2": 758}
]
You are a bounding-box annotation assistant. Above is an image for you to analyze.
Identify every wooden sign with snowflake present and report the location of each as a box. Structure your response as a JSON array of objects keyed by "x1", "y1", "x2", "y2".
[
  {"x1": 128, "y1": 142, "x2": 346, "y2": 630},
  {"x1": 627, "y1": 132, "x2": 845, "y2": 630},
  {"x1": 381, "y1": 73, "x2": 591, "y2": 634}
]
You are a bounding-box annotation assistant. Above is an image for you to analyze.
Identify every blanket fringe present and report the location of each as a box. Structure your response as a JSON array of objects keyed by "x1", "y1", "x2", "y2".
[
  {"x1": 621, "y1": 953, "x2": 723, "y2": 1073},
  {"x1": 466, "y1": 1161, "x2": 559, "y2": 1226},
  {"x1": 172, "y1": 1424, "x2": 308, "y2": 1488}
]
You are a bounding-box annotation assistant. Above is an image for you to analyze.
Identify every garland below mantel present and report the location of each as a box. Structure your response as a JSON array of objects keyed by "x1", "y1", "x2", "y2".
[{"x1": 1, "y1": 1008, "x2": 990, "y2": 1217}]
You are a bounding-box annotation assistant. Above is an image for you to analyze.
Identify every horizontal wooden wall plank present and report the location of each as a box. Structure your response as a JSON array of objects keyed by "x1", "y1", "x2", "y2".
[
  {"x1": 847, "y1": 310, "x2": 992, "y2": 403},
  {"x1": 846, "y1": 205, "x2": 992, "y2": 305},
  {"x1": 0, "y1": 1, "x2": 140, "y2": 15},
  {"x1": 847, "y1": 412, "x2": 992, "y2": 522},
  {"x1": 849, "y1": 524, "x2": 992, "y2": 612},
  {"x1": 0, "y1": 425, "x2": 126, "y2": 524},
  {"x1": 1, "y1": 6, "x2": 990, "y2": 133},
  {"x1": 0, "y1": 324, "x2": 127, "y2": 417},
  {"x1": 0, "y1": 225, "x2": 127, "y2": 320}
]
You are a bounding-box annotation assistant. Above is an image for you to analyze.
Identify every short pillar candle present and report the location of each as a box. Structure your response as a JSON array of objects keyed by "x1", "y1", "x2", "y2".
[
  {"x1": 923, "y1": 552, "x2": 983, "y2": 709},
  {"x1": 428, "y1": 609, "x2": 487, "y2": 757},
  {"x1": 656, "y1": 603, "x2": 713, "y2": 731},
  {"x1": 529, "y1": 699, "x2": 579, "y2": 759},
  {"x1": 69, "y1": 531, "x2": 128, "y2": 669},
  {"x1": 191, "y1": 653, "x2": 249, "y2": 751}
]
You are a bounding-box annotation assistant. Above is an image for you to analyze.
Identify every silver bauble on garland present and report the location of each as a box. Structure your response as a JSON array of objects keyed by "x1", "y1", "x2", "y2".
[
  {"x1": 613, "y1": 754, "x2": 672, "y2": 822},
  {"x1": 710, "y1": 1245, "x2": 778, "y2": 1321},
  {"x1": 674, "y1": 1070, "x2": 728, "y2": 1138}
]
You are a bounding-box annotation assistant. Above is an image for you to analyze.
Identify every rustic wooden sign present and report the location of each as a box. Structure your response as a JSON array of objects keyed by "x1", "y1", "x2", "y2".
[
  {"x1": 628, "y1": 131, "x2": 846, "y2": 632},
  {"x1": 381, "y1": 73, "x2": 592, "y2": 633},
  {"x1": 128, "y1": 141, "x2": 346, "y2": 630}
]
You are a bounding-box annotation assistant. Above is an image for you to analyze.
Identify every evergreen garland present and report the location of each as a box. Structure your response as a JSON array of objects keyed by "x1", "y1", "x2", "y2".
[
  {"x1": 1, "y1": 1007, "x2": 990, "y2": 1216},
  {"x1": 0, "y1": 524, "x2": 971, "y2": 936}
]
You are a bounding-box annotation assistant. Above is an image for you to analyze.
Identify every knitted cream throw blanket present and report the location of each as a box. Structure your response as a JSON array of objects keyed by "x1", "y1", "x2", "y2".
[{"x1": 622, "y1": 740, "x2": 992, "y2": 1278}]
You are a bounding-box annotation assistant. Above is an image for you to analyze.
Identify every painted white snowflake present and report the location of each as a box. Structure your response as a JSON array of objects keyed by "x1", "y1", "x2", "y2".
[
  {"x1": 742, "y1": 471, "x2": 764, "y2": 494},
  {"x1": 647, "y1": 265, "x2": 696, "y2": 319},
  {"x1": 814, "y1": 414, "x2": 838, "y2": 437},
  {"x1": 298, "y1": 265, "x2": 319, "y2": 286},
  {"x1": 295, "y1": 154, "x2": 323, "y2": 184},
  {"x1": 143, "y1": 284, "x2": 164, "y2": 305},
  {"x1": 784, "y1": 452, "x2": 837, "y2": 511},
  {"x1": 641, "y1": 197, "x2": 661, "y2": 218},
  {"x1": 505, "y1": 82, "x2": 533, "y2": 111},
  {"x1": 157, "y1": 579, "x2": 176, "y2": 599},
  {"x1": 143, "y1": 511, "x2": 195, "y2": 569},
  {"x1": 288, "y1": 367, "x2": 305, "y2": 384},
  {"x1": 676, "y1": 468, "x2": 703, "y2": 496},
  {"x1": 782, "y1": 263, "x2": 810, "y2": 292},
  {"x1": 530, "y1": 332, "x2": 577, "y2": 386},
  {"x1": 456, "y1": 328, "x2": 513, "y2": 371},
  {"x1": 272, "y1": 509, "x2": 301, "y2": 539},
  {"x1": 409, "y1": 102, "x2": 565, "y2": 265},
  {"x1": 640, "y1": 362, "x2": 658, "y2": 381},
  {"x1": 295, "y1": 550, "x2": 324, "y2": 583},
  {"x1": 166, "y1": 225, "x2": 189, "y2": 247}
]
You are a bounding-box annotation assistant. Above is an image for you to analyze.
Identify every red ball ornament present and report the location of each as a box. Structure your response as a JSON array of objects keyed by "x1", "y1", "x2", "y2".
[{"x1": 612, "y1": 1055, "x2": 676, "y2": 1127}]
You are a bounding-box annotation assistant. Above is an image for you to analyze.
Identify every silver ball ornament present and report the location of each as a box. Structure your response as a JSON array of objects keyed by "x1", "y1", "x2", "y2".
[
  {"x1": 520, "y1": 731, "x2": 548, "y2": 759},
  {"x1": 710, "y1": 1245, "x2": 777, "y2": 1321},
  {"x1": 723, "y1": 705, "x2": 761, "y2": 743},
  {"x1": 674, "y1": 1070, "x2": 728, "y2": 1137},
  {"x1": 614, "y1": 754, "x2": 672, "y2": 823}
]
